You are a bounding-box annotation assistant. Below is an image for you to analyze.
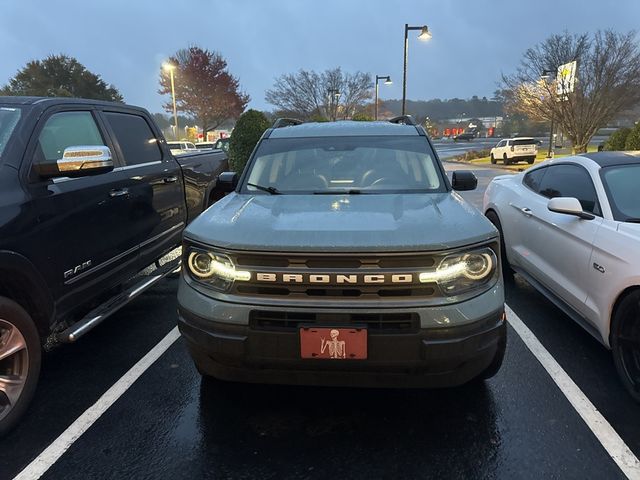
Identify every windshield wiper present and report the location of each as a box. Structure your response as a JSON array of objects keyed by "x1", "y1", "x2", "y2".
[
  {"x1": 247, "y1": 183, "x2": 281, "y2": 195},
  {"x1": 313, "y1": 189, "x2": 363, "y2": 195}
]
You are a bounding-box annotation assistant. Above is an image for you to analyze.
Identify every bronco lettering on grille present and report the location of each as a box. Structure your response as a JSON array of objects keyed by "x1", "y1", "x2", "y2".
[{"x1": 254, "y1": 273, "x2": 415, "y2": 284}]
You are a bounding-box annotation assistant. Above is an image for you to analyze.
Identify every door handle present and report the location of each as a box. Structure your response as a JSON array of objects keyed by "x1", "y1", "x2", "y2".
[
  {"x1": 109, "y1": 188, "x2": 129, "y2": 197},
  {"x1": 520, "y1": 207, "x2": 532, "y2": 216},
  {"x1": 163, "y1": 176, "x2": 178, "y2": 183}
]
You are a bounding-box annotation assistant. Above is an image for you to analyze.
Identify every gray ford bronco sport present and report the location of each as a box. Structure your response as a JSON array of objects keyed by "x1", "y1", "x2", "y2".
[{"x1": 177, "y1": 116, "x2": 506, "y2": 388}]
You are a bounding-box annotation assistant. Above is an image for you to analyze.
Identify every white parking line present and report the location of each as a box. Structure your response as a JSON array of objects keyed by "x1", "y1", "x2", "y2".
[
  {"x1": 13, "y1": 327, "x2": 181, "y2": 480},
  {"x1": 506, "y1": 305, "x2": 640, "y2": 479}
]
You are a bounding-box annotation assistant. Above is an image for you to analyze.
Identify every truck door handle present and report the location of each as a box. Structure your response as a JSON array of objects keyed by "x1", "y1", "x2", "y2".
[
  {"x1": 520, "y1": 207, "x2": 532, "y2": 216},
  {"x1": 163, "y1": 176, "x2": 178, "y2": 183},
  {"x1": 109, "y1": 188, "x2": 129, "y2": 197}
]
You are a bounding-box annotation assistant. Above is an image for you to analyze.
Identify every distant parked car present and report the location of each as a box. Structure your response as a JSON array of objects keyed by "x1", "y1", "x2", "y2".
[
  {"x1": 490, "y1": 137, "x2": 538, "y2": 165},
  {"x1": 167, "y1": 141, "x2": 197, "y2": 155},
  {"x1": 195, "y1": 142, "x2": 216, "y2": 150},
  {"x1": 453, "y1": 132, "x2": 475, "y2": 142},
  {"x1": 483, "y1": 152, "x2": 640, "y2": 402},
  {"x1": 214, "y1": 137, "x2": 230, "y2": 153}
]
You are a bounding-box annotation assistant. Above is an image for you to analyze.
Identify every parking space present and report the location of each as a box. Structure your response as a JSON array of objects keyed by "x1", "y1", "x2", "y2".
[{"x1": 1, "y1": 162, "x2": 639, "y2": 480}]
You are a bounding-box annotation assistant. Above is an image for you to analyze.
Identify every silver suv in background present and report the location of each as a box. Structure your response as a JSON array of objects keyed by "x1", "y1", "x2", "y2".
[{"x1": 490, "y1": 137, "x2": 538, "y2": 165}]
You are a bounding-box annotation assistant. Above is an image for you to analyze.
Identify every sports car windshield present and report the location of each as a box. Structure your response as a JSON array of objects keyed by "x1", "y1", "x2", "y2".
[
  {"x1": 0, "y1": 106, "x2": 22, "y2": 159},
  {"x1": 243, "y1": 136, "x2": 446, "y2": 194},
  {"x1": 601, "y1": 164, "x2": 640, "y2": 222}
]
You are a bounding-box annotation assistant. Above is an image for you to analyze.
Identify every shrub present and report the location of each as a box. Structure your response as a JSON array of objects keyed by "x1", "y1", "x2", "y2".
[
  {"x1": 624, "y1": 123, "x2": 640, "y2": 151},
  {"x1": 228, "y1": 109, "x2": 270, "y2": 173},
  {"x1": 604, "y1": 127, "x2": 631, "y2": 151},
  {"x1": 351, "y1": 112, "x2": 373, "y2": 121},
  {"x1": 454, "y1": 149, "x2": 491, "y2": 161}
]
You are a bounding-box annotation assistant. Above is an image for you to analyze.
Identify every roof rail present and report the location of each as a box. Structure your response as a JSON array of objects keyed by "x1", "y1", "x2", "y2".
[
  {"x1": 388, "y1": 115, "x2": 417, "y2": 126},
  {"x1": 272, "y1": 118, "x2": 303, "y2": 128}
]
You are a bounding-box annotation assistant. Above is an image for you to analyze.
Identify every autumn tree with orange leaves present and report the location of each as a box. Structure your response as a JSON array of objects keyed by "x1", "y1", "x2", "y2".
[{"x1": 159, "y1": 46, "x2": 249, "y2": 138}]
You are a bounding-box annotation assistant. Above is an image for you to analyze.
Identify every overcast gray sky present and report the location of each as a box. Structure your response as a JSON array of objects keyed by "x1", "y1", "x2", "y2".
[{"x1": 1, "y1": 0, "x2": 638, "y2": 114}]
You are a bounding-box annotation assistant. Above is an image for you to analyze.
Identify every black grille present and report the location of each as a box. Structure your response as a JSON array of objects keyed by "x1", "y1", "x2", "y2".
[
  {"x1": 229, "y1": 251, "x2": 440, "y2": 301},
  {"x1": 250, "y1": 310, "x2": 420, "y2": 334}
]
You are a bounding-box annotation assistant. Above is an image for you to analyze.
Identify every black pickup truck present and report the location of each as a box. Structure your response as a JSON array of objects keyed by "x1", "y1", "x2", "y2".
[{"x1": 0, "y1": 96, "x2": 227, "y2": 434}]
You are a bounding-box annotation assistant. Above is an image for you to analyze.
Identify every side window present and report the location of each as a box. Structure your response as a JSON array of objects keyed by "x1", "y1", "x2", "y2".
[
  {"x1": 34, "y1": 111, "x2": 104, "y2": 163},
  {"x1": 103, "y1": 112, "x2": 162, "y2": 166},
  {"x1": 523, "y1": 167, "x2": 548, "y2": 193},
  {"x1": 538, "y1": 164, "x2": 601, "y2": 215}
]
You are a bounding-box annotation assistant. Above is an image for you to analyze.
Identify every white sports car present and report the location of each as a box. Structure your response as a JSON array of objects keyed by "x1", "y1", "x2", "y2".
[{"x1": 483, "y1": 152, "x2": 640, "y2": 400}]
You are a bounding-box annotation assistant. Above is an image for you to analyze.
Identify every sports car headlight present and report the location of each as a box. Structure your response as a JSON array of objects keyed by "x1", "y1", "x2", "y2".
[
  {"x1": 419, "y1": 248, "x2": 497, "y2": 296},
  {"x1": 186, "y1": 248, "x2": 250, "y2": 291}
]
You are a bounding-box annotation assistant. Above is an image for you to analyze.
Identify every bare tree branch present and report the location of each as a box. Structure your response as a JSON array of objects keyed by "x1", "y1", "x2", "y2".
[{"x1": 502, "y1": 30, "x2": 640, "y2": 153}]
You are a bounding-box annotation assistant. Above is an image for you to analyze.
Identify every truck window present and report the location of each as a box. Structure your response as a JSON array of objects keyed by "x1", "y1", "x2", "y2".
[
  {"x1": 103, "y1": 112, "x2": 162, "y2": 166},
  {"x1": 0, "y1": 107, "x2": 22, "y2": 158},
  {"x1": 35, "y1": 111, "x2": 104, "y2": 163}
]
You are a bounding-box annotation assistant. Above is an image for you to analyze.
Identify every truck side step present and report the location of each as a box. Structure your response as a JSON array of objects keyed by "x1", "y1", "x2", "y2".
[{"x1": 55, "y1": 256, "x2": 181, "y2": 344}]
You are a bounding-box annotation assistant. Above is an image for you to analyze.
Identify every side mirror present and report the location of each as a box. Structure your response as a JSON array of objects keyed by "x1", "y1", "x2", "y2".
[
  {"x1": 217, "y1": 171, "x2": 238, "y2": 192},
  {"x1": 547, "y1": 197, "x2": 595, "y2": 220},
  {"x1": 451, "y1": 170, "x2": 477, "y2": 191},
  {"x1": 35, "y1": 145, "x2": 114, "y2": 178}
]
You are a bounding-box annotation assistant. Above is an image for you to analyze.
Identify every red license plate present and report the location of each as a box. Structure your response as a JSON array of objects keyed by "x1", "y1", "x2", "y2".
[{"x1": 300, "y1": 327, "x2": 367, "y2": 360}]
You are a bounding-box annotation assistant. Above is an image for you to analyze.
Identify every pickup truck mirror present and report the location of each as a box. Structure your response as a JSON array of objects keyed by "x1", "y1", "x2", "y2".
[
  {"x1": 451, "y1": 170, "x2": 477, "y2": 191},
  {"x1": 35, "y1": 145, "x2": 114, "y2": 178},
  {"x1": 547, "y1": 197, "x2": 595, "y2": 220},
  {"x1": 217, "y1": 172, "x2": 238, "y2": 192}
]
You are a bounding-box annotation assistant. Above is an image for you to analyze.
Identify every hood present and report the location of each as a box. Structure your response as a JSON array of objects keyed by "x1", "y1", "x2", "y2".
[{"x1": 185, "y1": 192, "x2": 498, "y2": 252}]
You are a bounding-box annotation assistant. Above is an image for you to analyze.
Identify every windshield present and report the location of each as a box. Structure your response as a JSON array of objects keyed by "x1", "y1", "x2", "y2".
[
  {"x1": 601, "y1": 163, "x2": 640, "y2": 222},
  {"x1": 0, "y1": 106, "x2": 22, "y2": 158},
  {"x1": 243, "y1": 136, "x2": 445, "y2": 194}
]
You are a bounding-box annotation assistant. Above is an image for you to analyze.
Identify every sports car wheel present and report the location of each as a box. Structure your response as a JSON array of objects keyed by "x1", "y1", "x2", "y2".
[{"x1": 611, "y1": 290, "x2": 640, "y2": 403}]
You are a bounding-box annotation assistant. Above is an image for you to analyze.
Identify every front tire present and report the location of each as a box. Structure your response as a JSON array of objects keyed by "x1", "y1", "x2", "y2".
[
  {"x1": 479, "y1": 322, "x2": 507, "y2": 380},
  {"x1": 0, "y1": 297, "x2": 41, "y2": 436},
  {"x1": 611, "y1": 290, "x2": 640, "y2": 402},
  {"x1": 485, "y1": 211, "x2": 514, "y2": 282}
]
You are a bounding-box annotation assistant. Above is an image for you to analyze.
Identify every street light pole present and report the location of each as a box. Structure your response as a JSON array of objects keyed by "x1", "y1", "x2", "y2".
[
  {"x1": 402, "y1": 24, "x2": 432, "y2": 116},
  {"x1": 541, "y1": 69, "x2": 555, "y2": 158},
  {"x1": 375, "y1": 75, "x2": 392, "y2": 120},
  {"x1": 163, "y1": 63, "x2": 179, "y2": 140},
  {"x1": 327, "y1": 89, "x2": 340, "y2": 121}
]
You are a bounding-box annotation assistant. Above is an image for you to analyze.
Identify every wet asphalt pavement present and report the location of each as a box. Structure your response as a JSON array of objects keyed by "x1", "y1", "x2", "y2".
[{"x1": 1, "y1": 153, "x2": 638, "y2": 480}]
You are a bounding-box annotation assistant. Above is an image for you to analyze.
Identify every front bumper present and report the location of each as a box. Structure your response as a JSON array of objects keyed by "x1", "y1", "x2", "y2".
[{"x1": 178, "y1": 277, "x2": 505, "y2": 388}]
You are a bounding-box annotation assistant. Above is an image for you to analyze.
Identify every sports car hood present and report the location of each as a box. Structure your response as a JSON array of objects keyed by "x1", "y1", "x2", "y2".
[{"x1": 185, "y1": 192, "x2": 498, "y2": 252}]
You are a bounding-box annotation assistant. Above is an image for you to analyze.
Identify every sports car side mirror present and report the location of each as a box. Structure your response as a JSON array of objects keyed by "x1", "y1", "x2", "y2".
[
  {"x1": 452, "y1": 171, "x2": 477, "y2": 191},
  {"x1": 547, "y1": 197, "x2": 595, "y2": 220}
]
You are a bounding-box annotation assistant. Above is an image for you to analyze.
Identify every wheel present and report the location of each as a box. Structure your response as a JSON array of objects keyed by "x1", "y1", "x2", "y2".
[
  {"x1": 479, "y1": 322, "x2": 507, "y2": 380},
  {"x1": 527, "y1": 157, "x2": 535, "y2": 165},
  {"x1": 485, "y1": 211, "x2": 514, "y2": 282},
  {"x1": 490, "y1": 154, "x2": 496, "y2": 164},
  {"x1": 611, "y1": 290, "x2": 640, "y2": 402},
  {"x1": 503, "y1": 153, "x2": 510, "y2": 165},
  {"x1": 0, "y1": 297, "x2": 41, "y2": 436}
]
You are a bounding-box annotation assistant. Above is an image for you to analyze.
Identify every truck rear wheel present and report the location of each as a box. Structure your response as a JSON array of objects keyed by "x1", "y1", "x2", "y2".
[{"x1": 0, "y1": 297, "x2": 41, "y2": 436}]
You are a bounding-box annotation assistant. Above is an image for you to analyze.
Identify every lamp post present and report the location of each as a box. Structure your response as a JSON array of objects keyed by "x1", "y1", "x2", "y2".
[
  {"x1": 402, "y1": 24, "x2": 432, "y2": 116},
  {"x1": 374, "y1": 75, "x2": 392, "y2": 120},
  {"x1": 541, "y1": 69, "x2": 555, "y2": 158},
  {"x1": 163, "y1": 63, "x2": 178, "y2": 139},
  {"x1": 327, "y1": 88, "x2": 341, "y2": 121}
]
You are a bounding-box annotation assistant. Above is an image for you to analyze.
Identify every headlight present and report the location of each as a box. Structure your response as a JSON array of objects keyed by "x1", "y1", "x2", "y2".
[
  {"x1": 419, "y1": 248, "x2": 497, "y2": 296},
  {"x1": 186, "y1": 248, "x2": 250, "y2": 291}
]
